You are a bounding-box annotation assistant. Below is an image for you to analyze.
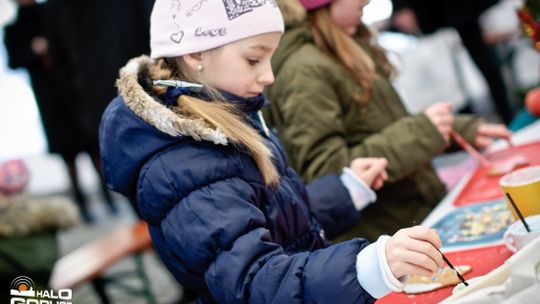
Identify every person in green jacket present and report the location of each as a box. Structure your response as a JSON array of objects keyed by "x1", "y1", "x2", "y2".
[
  {"x1": 265, "y1": 0, "x2": 512, "y2": 241},
  {"x1": 0, "y1": 160, "x2": 79, "y2": 303}
]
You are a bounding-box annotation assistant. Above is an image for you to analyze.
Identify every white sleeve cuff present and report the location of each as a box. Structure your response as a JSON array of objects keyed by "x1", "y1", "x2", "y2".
[
  {"x1": 340, "y1": 167, "x2": 377, "y2": 211},
  {"x1": 356, "y1": 236, "x2": 405, "y2": 298}
]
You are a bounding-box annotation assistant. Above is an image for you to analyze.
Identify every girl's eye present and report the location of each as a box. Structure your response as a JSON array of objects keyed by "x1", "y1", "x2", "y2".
[{"x1": 247, "y1": 58, "x2": 260, "y2": 66}]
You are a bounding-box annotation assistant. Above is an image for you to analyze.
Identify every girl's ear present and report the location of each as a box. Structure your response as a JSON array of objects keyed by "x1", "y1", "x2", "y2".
[{"x1": 182, "y1": 52, "x2": 204, "y2": 72}]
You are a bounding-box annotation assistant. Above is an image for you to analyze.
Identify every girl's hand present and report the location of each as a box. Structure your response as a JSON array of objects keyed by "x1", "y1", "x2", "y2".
[
  {"x1": 385, "y1": 226, "x2": 443, "y2": 278},
  {"x1": 424, "y1": 102, "x2": 454, "y2": 144},
  {"x1": 349, "y1": 158, "x2": 388, "y2": 190},
  {"x1": 31, "y1": 36, "x2": 49, "y2": 56},
  {"x1": 474, "y1": 123, "x2": 512, "y2": 149}
]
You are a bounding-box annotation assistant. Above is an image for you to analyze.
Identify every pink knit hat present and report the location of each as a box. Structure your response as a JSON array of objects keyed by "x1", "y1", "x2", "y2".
[
  {"x1": 150, "y1": 0, "x2": 285, "y2": 58},
  {"x1": 299, "y1": 0, "x2": 333, "y2": 10}
]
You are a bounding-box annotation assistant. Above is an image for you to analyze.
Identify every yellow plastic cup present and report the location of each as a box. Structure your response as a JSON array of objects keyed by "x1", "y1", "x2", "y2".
[{"x1": 499, "y1": 165, "x2": 540, "y2": 220}]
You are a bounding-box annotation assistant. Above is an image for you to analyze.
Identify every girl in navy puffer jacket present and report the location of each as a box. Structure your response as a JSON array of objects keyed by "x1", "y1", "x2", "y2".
[{"x1": 99, "y1": 1, "x2": 443, "y2": 303}]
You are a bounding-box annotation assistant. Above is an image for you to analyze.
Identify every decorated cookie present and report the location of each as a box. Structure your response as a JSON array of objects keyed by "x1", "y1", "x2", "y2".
[
  {"x1": 404, "y1": 265, "x2": 472, "y2": 294},
  {"x1": 488, "y1": 155, "x2": 529, "y2": 176}
]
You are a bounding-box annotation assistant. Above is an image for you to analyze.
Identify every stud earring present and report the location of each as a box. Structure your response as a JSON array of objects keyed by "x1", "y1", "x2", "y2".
[{"x1": 197, "y1": 64, "x2": 203, "y2": 72}]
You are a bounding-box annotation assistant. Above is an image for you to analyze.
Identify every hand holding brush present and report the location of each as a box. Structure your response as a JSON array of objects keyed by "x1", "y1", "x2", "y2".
[{"x1": 385, "y1": 226, "x2": 443, "y2": 278}]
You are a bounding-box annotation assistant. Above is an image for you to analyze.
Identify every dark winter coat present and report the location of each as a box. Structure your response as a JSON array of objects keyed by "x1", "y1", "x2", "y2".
[
  {"x1": 45, "y1": 0, "x2": 154, "y2": 150},
  {"x1": 100, "y1": 56, "x2": 376, "y2": 303},
  {"x1": 3, "y1": 4, "x2": 88, "y2": 158}
]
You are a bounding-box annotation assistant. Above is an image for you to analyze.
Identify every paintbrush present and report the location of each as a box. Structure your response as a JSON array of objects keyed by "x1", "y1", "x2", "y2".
[
  {"x1": 438, "y1": 249, "x2": 469, "y2": 286},
  {"x1": 450, "y1": 131, "x2": 491, "y2": 167},
  {"x1": 506, "y1": 192, "x2": 531, "y2": 232}
]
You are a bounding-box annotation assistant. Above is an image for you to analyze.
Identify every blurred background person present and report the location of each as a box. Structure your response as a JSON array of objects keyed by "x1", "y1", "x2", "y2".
[
  {"x1": 0, "y1": 159, "x2": 79, "y2": 304},
  {"x1": 3, "y1": 0, "x2": 118, "y2": 223},
  {"x1": 267, "y1": 0, "x2": 511, "y2": 241},
  {"x1": 390, "y1": 0, "x2": 516, "y2": 124},
  {"x1": 42, "y1": 0, "x2": 156, "y2": 218}
]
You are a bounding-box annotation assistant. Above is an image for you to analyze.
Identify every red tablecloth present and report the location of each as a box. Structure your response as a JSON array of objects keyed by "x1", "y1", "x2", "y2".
[
  {"x1": 378, "y1": 141, "x2": 537, "y2": 303},
  {"x1": 376, "y1": 245, "x2": 513, "y2": 304},
  {"x1": 453, "y1": 141, "x2": 540, "y2": 206}
]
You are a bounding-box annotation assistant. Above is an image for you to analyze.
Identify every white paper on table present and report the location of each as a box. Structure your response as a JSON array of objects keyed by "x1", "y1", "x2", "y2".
[{"x1": 441, "y1": 236, "x2": 540, "y2": 303}]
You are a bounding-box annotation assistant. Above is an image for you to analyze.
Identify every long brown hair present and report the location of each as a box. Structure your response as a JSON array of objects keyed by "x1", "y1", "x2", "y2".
[
  {"x1": 308, "y1": 7, "x2": 394, "y2": 103},
  {"x1": 147, "y1": 58, "x2": 280, "y2": 187}
]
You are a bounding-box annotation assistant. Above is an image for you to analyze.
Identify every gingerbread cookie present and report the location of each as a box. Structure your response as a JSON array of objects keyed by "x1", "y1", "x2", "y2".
[
  {"x1": 403, "y1": 265, "x2": 472, "y2": 294},
  {"x1": 487, "y1": 155, "x2": 529, "y2": 176}
]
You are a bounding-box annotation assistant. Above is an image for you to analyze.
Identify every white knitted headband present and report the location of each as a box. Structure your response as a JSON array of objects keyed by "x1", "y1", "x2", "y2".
[{"x1": 150, "y1": 0, "x2": 285, "y2": 58}]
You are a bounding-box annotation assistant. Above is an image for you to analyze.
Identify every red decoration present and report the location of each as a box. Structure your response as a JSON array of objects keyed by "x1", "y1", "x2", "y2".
[
  {"x1": 517, "y1": 4, "x2": 540, "y2": 51},
  {"x1": 525, "y1": 87, "x2": 540, "y2": 116}
]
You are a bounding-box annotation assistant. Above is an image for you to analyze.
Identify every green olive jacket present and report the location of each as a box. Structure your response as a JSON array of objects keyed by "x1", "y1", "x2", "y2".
[{"x1": 265, "y1": 23, "x2": 479, "y2": 241}]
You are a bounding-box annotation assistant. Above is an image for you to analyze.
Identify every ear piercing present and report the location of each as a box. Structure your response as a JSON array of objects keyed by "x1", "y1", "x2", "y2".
[{"x1": 197, "y1": 64, "x2": 203, "y2": 71}]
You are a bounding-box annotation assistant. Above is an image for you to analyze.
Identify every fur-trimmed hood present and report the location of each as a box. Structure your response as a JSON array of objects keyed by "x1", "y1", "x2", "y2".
[
  {"x1": 116, "y1": 55, "x2": 228, "y2": 145},
  {"x1": 100, "y1": 55, "x2": 233, "y2": 197},
  {"x1": 102, "y1": 55, "x2": 273, "y2": 197},
  {"x1": 0, "y1": 195, "x2": 79, "y2": 237}
]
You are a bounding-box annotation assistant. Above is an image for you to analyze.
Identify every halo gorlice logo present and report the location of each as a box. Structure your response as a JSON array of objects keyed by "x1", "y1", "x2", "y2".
[
  {"x1": 10, "y1": 276, "x2": 35, "y2": 297},
  {"x1": 10, "y1": 276, "x2": 72, "y2": 304}
]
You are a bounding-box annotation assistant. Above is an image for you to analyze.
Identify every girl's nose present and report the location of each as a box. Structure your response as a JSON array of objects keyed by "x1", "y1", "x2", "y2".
[{"x1": 258, "y1": 63, "x2": 275, "y2": 86}]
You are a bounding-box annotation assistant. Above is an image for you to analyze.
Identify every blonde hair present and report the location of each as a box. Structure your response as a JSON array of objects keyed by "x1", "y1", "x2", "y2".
[
  {"x1": 147, "y1": 58, "x2": 280, "y2": 187},
  {"x1": 308, "y1": 7, "x2": 394, "y2": 103}
]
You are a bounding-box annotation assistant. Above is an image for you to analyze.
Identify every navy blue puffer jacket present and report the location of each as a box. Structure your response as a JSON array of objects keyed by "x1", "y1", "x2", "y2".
[{"x1": 99, "y1": 56, "x2": 375, "y2": 303}]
